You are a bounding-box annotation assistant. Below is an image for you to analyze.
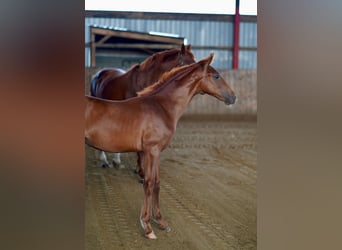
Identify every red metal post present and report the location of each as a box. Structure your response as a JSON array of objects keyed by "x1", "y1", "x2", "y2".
[{"x1": 232, "y1": 0, "x2": 240, "y2": 69}]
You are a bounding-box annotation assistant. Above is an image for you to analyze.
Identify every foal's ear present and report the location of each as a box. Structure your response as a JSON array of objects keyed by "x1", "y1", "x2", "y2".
[
  {"x1": 185, "y1": 44, "x2": 191, "y2": 51},
  {"x1": 203, "y1": 53, "x2": 214, "y2": 72},
  {"x1": 207, "y1": 53, "x2": 214, "y2": 64},
  {"x1": 181, "y1": 43, "x2": 185, "y2": 54}
]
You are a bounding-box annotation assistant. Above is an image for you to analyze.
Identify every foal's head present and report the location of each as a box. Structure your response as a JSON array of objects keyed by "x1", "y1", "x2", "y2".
[{"x1": 197, "y1": 54, "x2": 236, "y2": 105}]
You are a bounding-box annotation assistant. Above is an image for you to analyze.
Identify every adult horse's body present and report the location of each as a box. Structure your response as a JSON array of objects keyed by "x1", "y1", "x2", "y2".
[
  {"x1": 90, "y1": 44, "x2": 195, "y2": 167},
  {"x1": 85, "y1": 54, "x2": 236, "y2": 239}
]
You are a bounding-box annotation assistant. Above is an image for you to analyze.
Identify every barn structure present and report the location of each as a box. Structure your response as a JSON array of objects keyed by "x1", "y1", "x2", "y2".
[
  {"x1": 85, "y1": 10, "x2": 257, "y2": 116},
  {"x1": 87, "y1": 25, "x2": 186, "y2": 68}
]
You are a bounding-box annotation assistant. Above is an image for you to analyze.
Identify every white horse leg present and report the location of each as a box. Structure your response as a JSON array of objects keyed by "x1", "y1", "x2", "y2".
[
  {"x1": 112, "y1": 153, "x2": 124, "y2": 168},
  {"x1": 112, "y1": 153, "x2": 121, "y2": 165},
  {"x1": 98, "y1": 150, "x2": 113, "y2": 168}
]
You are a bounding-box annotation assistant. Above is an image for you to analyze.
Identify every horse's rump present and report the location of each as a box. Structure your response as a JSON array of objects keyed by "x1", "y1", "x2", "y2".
[{"x1": 90, "y1": 68, "x2": 126, "y2": 96}]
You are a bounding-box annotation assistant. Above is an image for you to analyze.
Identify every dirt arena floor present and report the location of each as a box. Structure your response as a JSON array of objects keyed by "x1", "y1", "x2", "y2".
[{"x1": 85, "y1": 115, "x2": 257, "y2": 250}]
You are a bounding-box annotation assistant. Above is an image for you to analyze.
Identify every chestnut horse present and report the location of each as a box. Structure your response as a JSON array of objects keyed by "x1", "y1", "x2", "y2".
[
  {"x1": 90, "y1": 44, "x2": 195, "y2": 168},
  {"x1": 85, "y1": 54, "x2": 236, "y2": 239}
]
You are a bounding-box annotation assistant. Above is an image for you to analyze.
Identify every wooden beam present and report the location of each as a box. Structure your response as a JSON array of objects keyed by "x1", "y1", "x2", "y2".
[
  {"x1": 91, "y1": 27, "x2": 184, "y2": 44},
  {"x1": 86, "y1": 42, "x2": 256, "y2": 51},
  {"x1": 181, "y1": 45, "x2": 257, "y2": 51},
  {"x1": 85, "y1": 10, "x2": 257, "y2": 22},
  {"x1": 96, "y1": 35, "x2": 111, "y2": 45},
  {"x1": 91, "y1": 33, "x2": 96, "y2": 67},
  {"x1": 95, "y1": 43, "x2": 182, "y2": 50},
  {"x1": 96, "y1": 50, "x2": 151, "y2": 56}
]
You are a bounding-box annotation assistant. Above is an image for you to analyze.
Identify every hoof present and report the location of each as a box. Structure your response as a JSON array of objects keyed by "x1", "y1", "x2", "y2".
[
  {"x1": 151, "y1": 217, "x2": 171, "y2": 232},
  {"x1": 102, "y1": 163, "x2": 113, "y2": 168},
  {"x1": 164, "y1": 225, "x2": 171, "y2": 233},
  {"x1": 114, "y1": 163, "x2": 125, "y2": 169},
  {"x1": 145, "y1": 231, "x2": 157, "y2": 240},
  {"x1": 140, "y1": 211, "x2": 157, "y2": 239},
  {"x1": 138, "y1": 178, "x2": 144, "y2": 184},
  {"x1": 112, "y1": 160, "x2": 122, "y2": 167}
]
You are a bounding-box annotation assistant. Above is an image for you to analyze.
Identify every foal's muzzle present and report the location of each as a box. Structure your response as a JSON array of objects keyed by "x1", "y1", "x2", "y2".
[{"x1": 225, "y1": 95, "x2": 236, "y2": 105}]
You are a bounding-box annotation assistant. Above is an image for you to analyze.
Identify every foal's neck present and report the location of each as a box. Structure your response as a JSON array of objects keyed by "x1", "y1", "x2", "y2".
[{"x1": 157, "y1": 73, "x2": 202, "y2": 123}]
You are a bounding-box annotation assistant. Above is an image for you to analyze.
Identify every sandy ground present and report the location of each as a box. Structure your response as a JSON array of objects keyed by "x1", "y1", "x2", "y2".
[{"x1": 85, "y1": 116, "x2": 256, "y2": 250}]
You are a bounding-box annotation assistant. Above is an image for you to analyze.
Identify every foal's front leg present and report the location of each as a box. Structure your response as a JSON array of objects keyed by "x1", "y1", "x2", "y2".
[
  {"x1": 151, "y1": 162, "x2": 171, "y2": 232},
  {"x1": 140, "y1": 150, "x2": 157, "y2": 239}
]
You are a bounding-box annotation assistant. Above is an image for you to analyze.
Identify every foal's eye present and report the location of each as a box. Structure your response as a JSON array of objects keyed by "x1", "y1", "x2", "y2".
[{"x1": 214, "y1": 73, "x2": 220, "y2": 80}]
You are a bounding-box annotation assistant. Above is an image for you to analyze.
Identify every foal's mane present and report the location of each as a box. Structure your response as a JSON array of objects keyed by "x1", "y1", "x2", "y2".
[{"x1": 137, "y1": 62, "x2": 200, "y2": 97}]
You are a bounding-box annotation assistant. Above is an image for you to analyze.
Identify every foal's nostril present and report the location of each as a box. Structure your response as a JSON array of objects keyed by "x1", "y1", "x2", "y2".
[{"x1": 225, "y1": 95, "x2": 236, "y2": 105}]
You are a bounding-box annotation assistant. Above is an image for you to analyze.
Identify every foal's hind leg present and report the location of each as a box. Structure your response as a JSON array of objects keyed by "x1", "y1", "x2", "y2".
[{"x1": 135, "y1": 152, "x2": 144, "y2": 183}]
